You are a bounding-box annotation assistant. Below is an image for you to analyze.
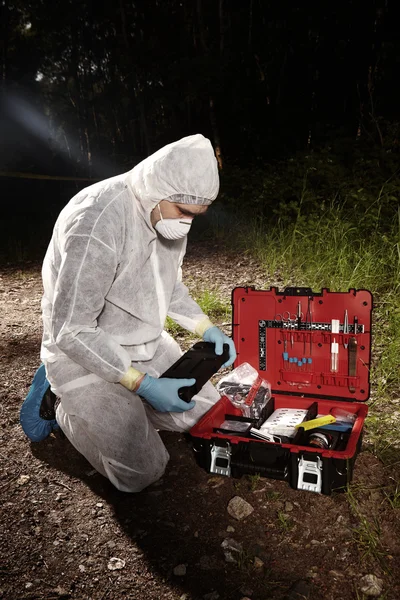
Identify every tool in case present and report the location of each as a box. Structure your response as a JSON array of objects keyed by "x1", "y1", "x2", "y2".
[{"x1": 190, "y1": 287, "x2": 373, "y2": 494}]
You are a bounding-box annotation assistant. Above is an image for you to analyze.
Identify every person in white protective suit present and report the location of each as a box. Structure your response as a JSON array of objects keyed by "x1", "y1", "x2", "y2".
[{"x1": 39, "y1": 134, "x2": 236, "y2": 493}]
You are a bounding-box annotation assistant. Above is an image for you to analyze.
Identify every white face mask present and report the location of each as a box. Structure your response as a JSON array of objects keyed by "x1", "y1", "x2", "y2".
[{"x1": 154, "y1": 205, "x2": 192, "y2": 240}]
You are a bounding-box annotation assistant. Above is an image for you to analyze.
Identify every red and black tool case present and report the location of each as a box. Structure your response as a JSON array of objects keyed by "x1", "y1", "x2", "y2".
[{"x1": 190, "y1": 287, "x2": 373, "y2": 495}]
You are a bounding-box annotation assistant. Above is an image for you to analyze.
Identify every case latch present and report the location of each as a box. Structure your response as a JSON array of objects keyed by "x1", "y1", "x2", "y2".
[
  {"x1": 210, "y1": 440, "x2": 231, "y2": 477},
  {"x1": 297, "y1": 454, "x2": 322, "y2": 493}
]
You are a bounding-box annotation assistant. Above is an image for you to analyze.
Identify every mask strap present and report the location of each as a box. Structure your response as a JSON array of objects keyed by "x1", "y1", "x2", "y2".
[{"x1": 157, "y1": 204, "x2": 164, "y2": 223}]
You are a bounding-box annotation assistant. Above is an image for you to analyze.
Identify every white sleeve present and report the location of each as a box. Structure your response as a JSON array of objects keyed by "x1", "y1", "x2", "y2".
[{"x1": 51, "y1": 233, "x2": 131, "y2": 382}]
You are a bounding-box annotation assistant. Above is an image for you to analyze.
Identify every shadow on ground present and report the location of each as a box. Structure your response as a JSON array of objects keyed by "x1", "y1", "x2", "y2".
[{"x1": 31, "y1": 431, "x2": 304, "y2": 600}]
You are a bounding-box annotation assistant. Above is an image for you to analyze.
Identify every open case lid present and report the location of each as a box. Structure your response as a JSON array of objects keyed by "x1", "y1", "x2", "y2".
[{"x1": 232, "y1": 286, "x2": 373, "y2": 402}]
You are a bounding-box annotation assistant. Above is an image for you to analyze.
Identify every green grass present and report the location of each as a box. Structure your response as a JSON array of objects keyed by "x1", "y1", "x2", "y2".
[
  {"x1": 265, "y1": 490, "x2": 282, "y2": 502},
  {"x1": 164, "y1": 289, "x2": 231, "y2": 339},
  {"x1": 236, "y1": 548, "x2": 255, "y2": 573},
  {"x1": 346, "y1": 486, "x2": 391, "y2": 573},
  {"x1": 277, "y1": 510, "x2": 294, "y2": 531},
  {"x1": 164, "y1": 316, "x2": 190, "y2": 338},
  {"x1": 247, "y1": 473, "x2": 262, "y2": 491},
  {"x1": 383, "y1": 483, "x2": 400, "y2": 509},
  {"x1": 194, "y1": 289, "x2": 231, "y2": 323}
]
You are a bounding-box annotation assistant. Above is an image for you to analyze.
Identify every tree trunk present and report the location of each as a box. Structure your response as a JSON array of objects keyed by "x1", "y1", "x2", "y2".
[
  {"x1": 196, "y1": 0, "x2": 224, "y2": 169},
  {"x1": 209, "y1": 97, "x2": 223, "y2": 170}
]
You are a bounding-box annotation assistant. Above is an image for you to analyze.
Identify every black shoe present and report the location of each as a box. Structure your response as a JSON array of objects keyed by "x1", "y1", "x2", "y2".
[{"x1": 39, "y1": 387, "x2": 58, "y2": 420}]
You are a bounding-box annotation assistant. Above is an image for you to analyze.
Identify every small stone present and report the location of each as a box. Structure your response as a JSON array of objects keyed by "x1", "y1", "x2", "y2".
[
  {"x1": 78, "y1": 564, "x2": 86, "y2": 572},
  {"x1": 240, "y1": 587, "x2": 253, "y2": 597},
  {"x1": 336, "y1": 514, "x2": 345, "y2": 524},
  {"x1": 223, "y1": 551, "x2": 237, "y2": 563},
  {"x1": 173, "y1": 564, "x2": 187, "y2": 576},
  {"x1": 226, "y1": 525, "x2": 235, "y2": 532},
  {"x1": 339, "y1": 548, "x2": 351, "y2": 561},
  {"x1": 221, "y1": 537, "x2": 242, "y2": 563},
  {"x1": 107, "y1": 557, "x2": 125, "y2": 570},
  {"x1": 55, "y1": 493, "x2": 63, "y2": 502},
  {"x1": 207, "y1": 476, "x2": 222, "y2": 485},
  {"x1": 227, "y1": 496, "x2": 254, "y2": 520},
  {"x1": 221, "y1": 537, "x2": 243, "y2": 553},
  {"x1": 96, "y1": 503, "x2": 103, "y2": 508},
  {"x1": 253, "y1": 557, "x2": 264, "y2": 569},
  {"x1": 106, "y1": 541, "x2": 116, "y2": 548},
  {"x1": 17, "y1": 475, "x2": 30, "y2": 485},
  {"x1": 284, "y1": 501, "x2": 294, "y2": 512},
  {"x1": 310, "y1": 539, "x2": 321, "y2": 545},
  {"x1": 359, "y1": 574, "x2": 384, "y2": 597},
  {"x1": 25, "y1": 582, "x2": 33, "y2": 589},
  {"x1": 194, "y1": 531, "x2": 199, "y2": 538},
  {"x1": 53, "y1": 585, "x2": 69, "y2": 597},
  {"x1": 329, "y1": 570, "x2": 344, "y2": 580}
]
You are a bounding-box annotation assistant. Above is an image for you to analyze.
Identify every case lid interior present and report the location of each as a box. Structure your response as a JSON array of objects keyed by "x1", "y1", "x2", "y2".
[{"x1": 232, "y1": 287, "x2": 372, "y2": 402}]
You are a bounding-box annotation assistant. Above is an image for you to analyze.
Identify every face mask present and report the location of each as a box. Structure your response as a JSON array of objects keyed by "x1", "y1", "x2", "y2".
[{"x1": 154, "y1": 205, "x2": 192, "y2": 240}]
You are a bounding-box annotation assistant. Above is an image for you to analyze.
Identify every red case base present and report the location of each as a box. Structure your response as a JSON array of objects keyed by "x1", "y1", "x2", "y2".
[{"x1": 190, "y1": 287, "x2": 373, "y2": 495}]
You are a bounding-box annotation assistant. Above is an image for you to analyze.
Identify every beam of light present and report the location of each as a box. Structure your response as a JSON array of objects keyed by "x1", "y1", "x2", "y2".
[
  {"x1": 2, "y1": 91, "x2": 117, "y2": 176},
  {"x1": 4, "y1": 92, "x2": 52, "y2": 143}
]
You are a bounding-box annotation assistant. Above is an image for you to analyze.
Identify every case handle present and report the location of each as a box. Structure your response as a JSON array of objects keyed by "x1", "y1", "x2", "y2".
[{"x1": 283, "y1": 287, "x2": 314, "y2": 296}]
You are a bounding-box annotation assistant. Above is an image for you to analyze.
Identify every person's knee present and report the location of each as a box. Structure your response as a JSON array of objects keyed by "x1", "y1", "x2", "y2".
[{"x1": 102, "y1": 449, "x2": 169, "y2": 493}]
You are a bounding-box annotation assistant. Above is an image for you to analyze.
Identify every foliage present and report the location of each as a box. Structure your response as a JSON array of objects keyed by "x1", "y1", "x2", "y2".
[
  {"x1": 194, "y1": 289, "x2": 231, "y2": 323},
  {"x1": 164, "y1": 289, "x2": 230, "y2": 340},
  {"x1": 2, "y1": 1, "x2": 400, "y2": 176},
  {"x1": 346, "y1": 486, "x2": 390, "y2": 573},
  {"x1": 276, "y1": 510, "x2": 294, "y2": 532}
]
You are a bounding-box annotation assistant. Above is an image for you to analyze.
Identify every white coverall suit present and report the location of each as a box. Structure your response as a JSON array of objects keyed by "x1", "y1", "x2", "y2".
[{"x1": 41, "y1": 134, "x2": 221, "y2": 492}]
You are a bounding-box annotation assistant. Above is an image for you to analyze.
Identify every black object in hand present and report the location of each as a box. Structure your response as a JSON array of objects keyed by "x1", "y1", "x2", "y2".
[{"x1": 161, "y1": 341, "x2": 230, "y2": 402}]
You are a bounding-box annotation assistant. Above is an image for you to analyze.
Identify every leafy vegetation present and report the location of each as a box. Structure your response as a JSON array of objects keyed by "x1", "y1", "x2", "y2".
[{"x1": 346, "y1": 486, "x2": 391, "y2": 573}]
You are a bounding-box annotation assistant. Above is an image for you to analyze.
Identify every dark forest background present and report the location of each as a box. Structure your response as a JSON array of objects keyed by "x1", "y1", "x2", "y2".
[{"x1": 0, "y1": 0, "x2": 399, "y2": 259}]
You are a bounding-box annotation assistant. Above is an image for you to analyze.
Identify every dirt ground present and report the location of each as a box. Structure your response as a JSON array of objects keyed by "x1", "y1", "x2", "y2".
[{"x1": 1, "y1": 239, "x2": 399, "y2": 600}]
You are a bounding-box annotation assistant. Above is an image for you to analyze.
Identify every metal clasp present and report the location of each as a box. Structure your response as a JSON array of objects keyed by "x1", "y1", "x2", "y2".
[
  {"x1": 210, "y1": 441, "x2": 231, "y2": 477},
  {"x1": 297, "y1": 455, "x2": 322, "y2": 493}
]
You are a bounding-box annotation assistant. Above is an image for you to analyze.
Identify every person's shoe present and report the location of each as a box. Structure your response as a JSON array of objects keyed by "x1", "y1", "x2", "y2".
[
  {"x1": 20, "y1": 364, "x2": 59, "y2": 442},
  {"x1": 39, "y1": 387, "x2": 58, "y2": 420}
]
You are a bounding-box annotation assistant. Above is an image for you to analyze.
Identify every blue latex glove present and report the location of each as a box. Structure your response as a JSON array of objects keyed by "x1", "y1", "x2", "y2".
[
  {"x1": 203, "y1": 326, "x2": 237, "y2": 367},
  {"x1": 137, "y1": 374, "x2": 196, "y2": 413}
]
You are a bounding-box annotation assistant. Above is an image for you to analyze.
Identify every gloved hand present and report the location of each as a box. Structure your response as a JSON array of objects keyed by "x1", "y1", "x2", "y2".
[
  {"x1": 203, "y1": 326, "x2": 237, "y2": 367},
  {"x1": 137, "y1": 374, "x2": 196, "y2": 413}
]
